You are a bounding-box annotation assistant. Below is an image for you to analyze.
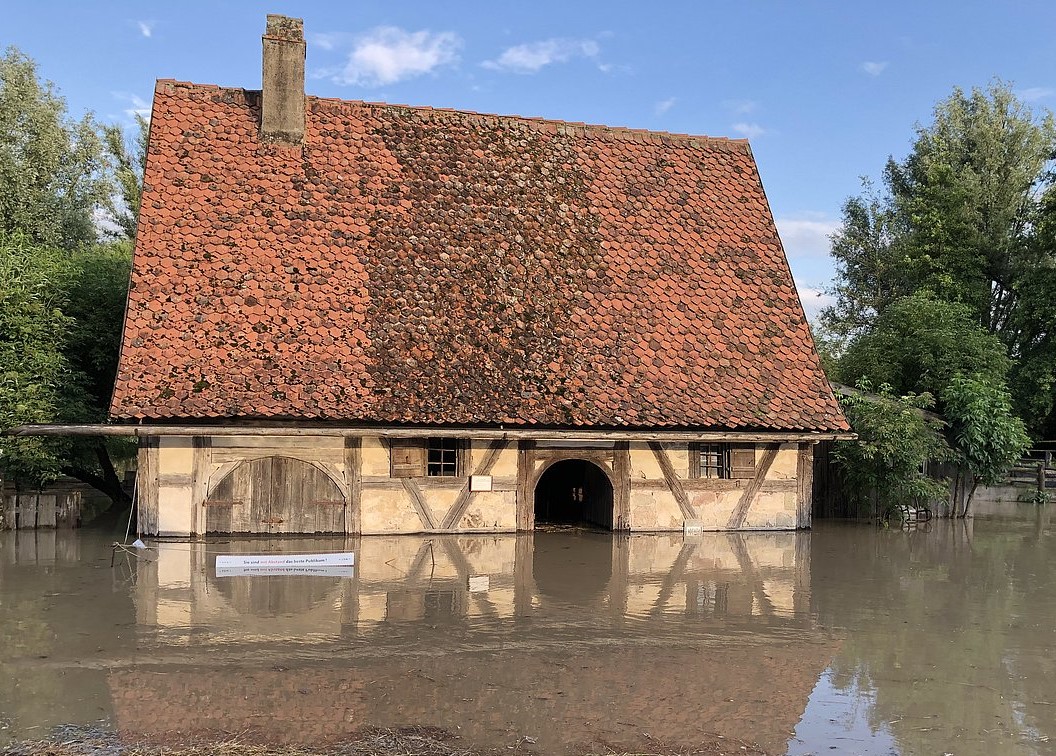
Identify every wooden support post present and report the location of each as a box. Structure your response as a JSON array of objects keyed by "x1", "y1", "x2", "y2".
[
  {"x1": 344, "y1": 437, "x2": 361, "y2": 535},
  {"x1": 516, "y1": 441, "x2": 536, "y2": 532}
]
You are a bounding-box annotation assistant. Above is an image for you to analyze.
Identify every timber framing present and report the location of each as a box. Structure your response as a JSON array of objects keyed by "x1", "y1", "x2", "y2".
[{"x1": 8, "y1": 424, "x2": 856, "y2": 442}]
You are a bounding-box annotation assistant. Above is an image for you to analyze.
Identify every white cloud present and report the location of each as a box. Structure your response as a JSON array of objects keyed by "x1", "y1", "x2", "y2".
[
  {"x1": 1018, "y1": 86, "x2": 1054, "y2": 102},
  {"x1": 310, "y1": 32, "x2": 346, "y2": 51},
  {"x1": 136, "y1": 20, "x2": 154, "y2": 38},
  {"x1": 317, "y1": 27, "x2": 461, "y2": 87},
  {"x1": 731, "y1": 122, "x2": 766, "y2": 139},
  {"x1": 112, "y1": 92, "x2": 151, "y2": 122},
  {"x1": 862, "y1": 61, "x2": 888, "y2": 76},
  {"x1": 723, "y1": 98, "x2": 758, "y2": 115},
  {"x1": 795, "y1": 285, "x2": 836, "y2": 322},
  {"x1": 654, "y1": 97, "x2": 676, "y2": 115},
  {"x1": 776, "y1": 215, "x2": 840, "y2": 260},
  {"x1": 483, "y1": 38, "x2": 600, "y2": 74}
]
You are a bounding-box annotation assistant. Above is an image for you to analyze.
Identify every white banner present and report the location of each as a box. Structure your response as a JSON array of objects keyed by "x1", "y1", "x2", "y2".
[{"x1": 215, "y1": 552, "x2": 354, "y2": 577}]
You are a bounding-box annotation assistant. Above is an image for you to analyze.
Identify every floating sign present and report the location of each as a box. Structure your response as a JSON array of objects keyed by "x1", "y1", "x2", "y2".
[
  {"x1": 216, "y1": 564, "x2": 354, "y2": 577},
  {"x1": 215, "y1": 552, "x2": 354, "y2": 578}
]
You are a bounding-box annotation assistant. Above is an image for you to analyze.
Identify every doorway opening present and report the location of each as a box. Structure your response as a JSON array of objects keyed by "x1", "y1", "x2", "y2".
[{"x1": 534, "y1": 459, "x2": 614, "y2": 530}]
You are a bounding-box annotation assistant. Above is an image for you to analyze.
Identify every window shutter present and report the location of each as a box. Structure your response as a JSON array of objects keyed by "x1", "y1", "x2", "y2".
[
  {"x1": 390, "y1": 439, "x2": 425, "y2": 478},
  {"x1": 730, "y1": 445, "x2": 757, "y2": 479}
]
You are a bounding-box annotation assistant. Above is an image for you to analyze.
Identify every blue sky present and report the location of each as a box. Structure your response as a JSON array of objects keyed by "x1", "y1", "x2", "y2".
[{"x1": 6, "y1": 1, "x2": 1055, "y2": 319}]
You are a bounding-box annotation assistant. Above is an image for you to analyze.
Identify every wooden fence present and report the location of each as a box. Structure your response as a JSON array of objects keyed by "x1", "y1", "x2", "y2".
[
  {"x1": 1008, "y1": 449, "x2": 1056, "y2": 491},
  {"x1": 0, "y1": 491, "x2": 81, "y2": 530}
]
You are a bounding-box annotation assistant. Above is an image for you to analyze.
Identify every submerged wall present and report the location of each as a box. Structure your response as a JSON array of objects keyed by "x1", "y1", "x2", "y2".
[{"x1": 137, "y1": 435, "x2": 814, "y2": 536}]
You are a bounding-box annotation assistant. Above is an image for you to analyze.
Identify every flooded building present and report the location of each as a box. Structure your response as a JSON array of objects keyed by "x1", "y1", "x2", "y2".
[{"x1": 30, "y1": 15, "x2": 850, "y2": 536}]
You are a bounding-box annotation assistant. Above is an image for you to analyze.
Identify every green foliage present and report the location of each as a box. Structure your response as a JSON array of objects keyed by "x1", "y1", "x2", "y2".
[
  {"x1": 102, "y1": 115, "x2": 147, "y2": 240},
  {"x1": 0, "y1": 48, "x2": 137, "y2": 507},
  {"x1": 891, "y1": 82, "x2": 1055, "y2": 329},
  {"x1": 823, "y1": 181, "x2": 909, "y2": 337},
  {"x1": 838, "y1": 293, "x2": 1011, "y2": 397},
  {"x1": 832, "y1": 380, "x2": 950, "y2": 522},
  {"x1": 825, "y1": 81, "x2": 1056, "y2": 434},
  {"x1": 0, "y1": 47, "x2": 113, "y2": 249},
  {"x1": 942, "y1": 374, "x2": 1030, "y2": 516},
  {"x1": 0, "y1": 235, "x2": 80, "y2": 485}
]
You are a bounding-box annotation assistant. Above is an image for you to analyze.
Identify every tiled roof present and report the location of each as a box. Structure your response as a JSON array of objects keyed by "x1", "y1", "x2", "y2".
[{"x1": 110, "y1": 80, "x2": 848, "y2": 431}]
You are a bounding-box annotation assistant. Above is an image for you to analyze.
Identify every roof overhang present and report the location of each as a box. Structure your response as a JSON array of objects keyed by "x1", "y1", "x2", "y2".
[{"x1": 7, "y1": 423, "x2": 856, "y2": 443}]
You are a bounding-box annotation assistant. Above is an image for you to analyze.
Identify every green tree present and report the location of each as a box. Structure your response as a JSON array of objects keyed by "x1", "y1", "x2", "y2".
[
  {"x1": 0, "y1": 235, "x2": 80, "y2": 486},
  {"x1": 832, "y1": 381, "x2": 951, "y2": 522},
  {"x1": 942, "y1": 374, "x2": 1030, "y2": 516},
  {"x1": 825, "y1": 81, "x2": 1056, "y2": 433},
  {"x1": 0, "y1": 48, "x2": 139, "y2": 512},
  {"x1": 0, "y1": 47, "x2": 112, "y2": 249},
  {"x1": 823, "y1": 181, "x2": 908, "y2": 337},
  {"x1": 837, "y1": 293, "x2": 1011, "y2": 398},
  {"x1": 102, "y1": 114, "x2": 147, "y2": 240},
  {"x1": 890, "y1": 82, "x2": 1055, "y2": 331}
]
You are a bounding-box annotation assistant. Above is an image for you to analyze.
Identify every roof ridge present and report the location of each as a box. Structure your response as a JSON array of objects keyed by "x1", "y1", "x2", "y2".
[{"x1": 155, "y1": 79, "x2": 750, "y2": 148}]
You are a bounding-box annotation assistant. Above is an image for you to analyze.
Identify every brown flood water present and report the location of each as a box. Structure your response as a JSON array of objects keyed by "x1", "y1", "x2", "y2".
[{"x1": 1, "y1": 503, "x2": 1055, "y2": 755}]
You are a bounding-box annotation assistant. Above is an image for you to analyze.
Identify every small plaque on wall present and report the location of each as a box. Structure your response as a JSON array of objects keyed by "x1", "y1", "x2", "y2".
[{"x1": 470, "y1": 475, "x2": 493, "y2": 492}]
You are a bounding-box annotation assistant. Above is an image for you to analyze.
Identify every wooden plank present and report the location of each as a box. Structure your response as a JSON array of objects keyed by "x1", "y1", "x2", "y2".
[
  {"x1": 137, "y1": 438, "x2": 160, "y2": 536},
  {"x1": 648, "y1": 442, "x2": 695, "y2": 521},
  {"x1": 389, "y1": 438, "x2": 425, "y2": 478},
  {"x1": 10, "y1": 423, "x2": 858, "y2": 443},
  {"x1": 726, "y1": 444, "x2": 780, "y2": 529},
  {"x1": 440, "y1": 440, "x2": 507, "y2": 529},
  {"x1": 36, "y1": 495, "x2": 56, "y2": 528},
  {"x1": 516, "y1": 441, "x2": 536, "y2": 531},
  {"x1": 730, "y1": 445, "x2": 757, "y2": 479},
  {"x1": 0, "y1": 495, "x2": 13, "y2": 531},
  {"x1": 797, "y1": 443, "x2": 814, "y2": 529},
  {"x1": 191, "y1": 437, "x2": 211, "y2": 535},
  {"x1": 344, "y1": 436, "x2": 361, "y2": 535},
  {"x1": 17, "y1": 494, "x2": 33, "y2": 529},
  {"x1": 400, "y1": 478, "x2": 438, "y2": 529},
  {"x1": 612, "y1": 441, "x2": 631, "y2": 531}
]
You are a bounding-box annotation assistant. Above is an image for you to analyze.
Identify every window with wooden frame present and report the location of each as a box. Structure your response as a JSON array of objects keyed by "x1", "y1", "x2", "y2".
[
  {"x1": 389, "y1": 438, "x2": 466, "y2": 478},
  {"x1": 690, "y1": 443, "x2": 757, "y2": 480}
]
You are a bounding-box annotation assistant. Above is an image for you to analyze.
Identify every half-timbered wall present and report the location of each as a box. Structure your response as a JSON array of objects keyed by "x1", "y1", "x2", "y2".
[{"x1": 140, "y1": 434, "x2": 814, "y2": 536}]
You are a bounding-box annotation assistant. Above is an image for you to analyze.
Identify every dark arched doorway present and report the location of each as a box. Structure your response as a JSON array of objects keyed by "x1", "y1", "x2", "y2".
[{"x1": 534, "y1": 459, "x2": 614, "y2": 530}]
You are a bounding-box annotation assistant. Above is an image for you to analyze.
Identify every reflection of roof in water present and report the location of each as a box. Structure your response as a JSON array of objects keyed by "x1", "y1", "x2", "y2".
[{"x1": 109, "y1": 637, "x2": 835, "y2": 753}]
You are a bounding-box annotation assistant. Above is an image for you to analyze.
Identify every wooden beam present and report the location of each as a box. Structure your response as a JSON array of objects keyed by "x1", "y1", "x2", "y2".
[
  {"x1": 797, "y1": 442, "x2": 814, "y2": 529},
  {"x1": 8, "y1": 423, "x2": 856, "y2": 443},
  {"x1": 400, "y1": 478, "x2": 438, "y2": 530},
  {"x1": 726, "y1": 444, "x2": 780, "y2": 529},
  {"x1": 648, "y1": 441, "x2": 695, "y2": 521},
  {"x1": 440, "y1": 439, "x2": 508, "y2": 529},
  {"x1": 344, "y1": 437, "x2": 361, "y2": 535},
  {"x1": 516, "y1": 441, "x2": 536, "y2": 532},
  {"x1": 612, "y1": 441, "x2": 631, "y2": 531}
]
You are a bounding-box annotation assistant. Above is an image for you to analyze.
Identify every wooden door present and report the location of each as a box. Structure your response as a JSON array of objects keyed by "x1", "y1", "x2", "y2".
[{"x1": 205, "y1": 456, "x2": 346, "y2": 534}]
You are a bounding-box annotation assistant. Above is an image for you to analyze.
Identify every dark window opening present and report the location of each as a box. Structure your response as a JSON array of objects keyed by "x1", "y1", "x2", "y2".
[
  {"x1": 699, "y1": 443, "x2": 730, "y2": 478},
  {"x1": 534, "y1": 459, "x2": 614, "y2": 530},
  {"x1": 427, "y1": 438, "x2": 460, "y2": 477}
]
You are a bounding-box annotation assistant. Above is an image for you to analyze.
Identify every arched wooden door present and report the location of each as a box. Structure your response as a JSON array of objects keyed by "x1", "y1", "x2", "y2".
[{"x1": 204, "y1": 456, "x2": 346, "y2": 534}]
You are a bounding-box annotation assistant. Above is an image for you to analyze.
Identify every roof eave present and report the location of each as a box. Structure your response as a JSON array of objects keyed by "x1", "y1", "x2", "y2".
[{"x1": 7, "y1": 423, "x2": 856, "y2": 443}]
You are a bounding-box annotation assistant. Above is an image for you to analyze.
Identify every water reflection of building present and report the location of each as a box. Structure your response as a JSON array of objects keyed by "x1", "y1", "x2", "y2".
[{"x1": 112, "y1": 532, "x2": 830, "y2": 753}]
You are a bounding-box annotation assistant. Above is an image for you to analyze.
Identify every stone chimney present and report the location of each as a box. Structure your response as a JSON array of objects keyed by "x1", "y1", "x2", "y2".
[{"x1": 261, "y1": 14, "x2": 305, "y2": 143}]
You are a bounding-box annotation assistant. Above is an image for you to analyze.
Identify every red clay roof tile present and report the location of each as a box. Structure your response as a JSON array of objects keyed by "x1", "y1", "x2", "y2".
[{"x1": 109, "y1": 80, "x2": 847, "y2": 432}]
